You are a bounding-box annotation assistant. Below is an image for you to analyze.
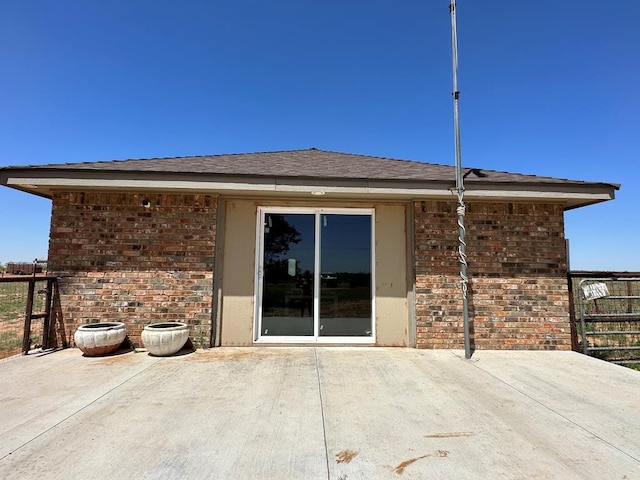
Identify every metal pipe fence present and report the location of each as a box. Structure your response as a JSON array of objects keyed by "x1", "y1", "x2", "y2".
[
  {"x1": 0, "y1": 276, "x2": 60, "y2": 360},
  {"x1": 570, "y1": 272, "x2": 640, "y2": 367}
]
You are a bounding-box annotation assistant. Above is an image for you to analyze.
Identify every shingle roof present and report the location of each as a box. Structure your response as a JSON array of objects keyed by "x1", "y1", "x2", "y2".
[{"x1": 2, "y1": 148, "x2": 615, "y2": 187}]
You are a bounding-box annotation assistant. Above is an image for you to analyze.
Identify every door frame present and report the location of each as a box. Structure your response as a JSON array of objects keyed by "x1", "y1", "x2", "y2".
[{"x1": 253, "y1": 206, "x2": 376, "y2": 344}]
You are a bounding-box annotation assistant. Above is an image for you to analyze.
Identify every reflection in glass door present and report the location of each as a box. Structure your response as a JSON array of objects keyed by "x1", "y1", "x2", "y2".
[
  {"x1": 319, "y1": 214, "x2": 372, "y2": 337},
  {"x1": 260, "y1": 213, "x2": 315, "y2": 336},
  {"x1": 257, "y1": 208, "x2": 374, "y2": 343}
]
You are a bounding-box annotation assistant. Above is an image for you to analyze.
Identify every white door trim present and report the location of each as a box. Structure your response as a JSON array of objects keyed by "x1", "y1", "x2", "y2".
[{"x1": 254, "y1": 206, "x2": 375, "y2": 344}]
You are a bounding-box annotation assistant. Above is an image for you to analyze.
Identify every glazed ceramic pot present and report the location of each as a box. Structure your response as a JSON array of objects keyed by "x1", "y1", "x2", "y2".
[
  {"x1": 141, "y1": 322, "x2": 189, "y2": 356},
  {"x1": 74, "y1": 322, "x2": 127, "y2": 356}
]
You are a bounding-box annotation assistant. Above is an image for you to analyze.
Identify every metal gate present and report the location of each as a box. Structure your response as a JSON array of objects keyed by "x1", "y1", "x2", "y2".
[{"x1": 576, "y1": 276, "x2": 640, "y2": 366}]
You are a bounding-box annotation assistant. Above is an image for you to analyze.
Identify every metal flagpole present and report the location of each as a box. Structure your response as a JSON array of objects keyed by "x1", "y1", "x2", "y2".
[{"x1": 449, "y1": 0, "x2": 471, "y2": 359}]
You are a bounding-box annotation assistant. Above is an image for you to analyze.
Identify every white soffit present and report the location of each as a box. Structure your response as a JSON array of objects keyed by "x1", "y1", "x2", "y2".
[{"x1": 6, "y1": 176, "x2": 613, "y2": 203}]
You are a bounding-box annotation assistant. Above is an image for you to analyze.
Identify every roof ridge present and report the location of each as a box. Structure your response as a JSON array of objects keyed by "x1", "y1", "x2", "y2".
[
  {"x1": 121, "y1": 148, "x2": 435, "y2": 164},
  {"x1": 35, "y1": 148, "x2": 319, "y2": 167},
  {"x1": 0, "y1": 149, "x2": 619, "y2": 189},
  {"x1": 299, "y1": 148, "x2": 451, "y2": 168},
  {"x1": 97, "y1": 148, "x2": 320, "y2": 164},
  {"x1": 8, "y1": 147, "x2": 443, "y2": 170}
]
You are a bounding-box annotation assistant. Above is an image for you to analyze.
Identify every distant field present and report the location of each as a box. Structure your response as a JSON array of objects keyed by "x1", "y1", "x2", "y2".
[{"x1": 0, "y1": 280, "x2": 47, "y2": 359}]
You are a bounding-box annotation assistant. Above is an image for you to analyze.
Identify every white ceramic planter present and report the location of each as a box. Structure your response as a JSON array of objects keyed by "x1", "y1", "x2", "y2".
[
  {"x1": 141, "y1": 322, "x2": 189, "y2": 356},
  {"x1": 74, "y1": 322, "x2": 127, "y2": 356}
]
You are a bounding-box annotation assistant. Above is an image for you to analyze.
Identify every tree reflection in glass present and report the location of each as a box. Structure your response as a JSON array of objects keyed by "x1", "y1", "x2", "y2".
[{"x1": 261, "y1": 214, "x2": 314, "y2": 336}]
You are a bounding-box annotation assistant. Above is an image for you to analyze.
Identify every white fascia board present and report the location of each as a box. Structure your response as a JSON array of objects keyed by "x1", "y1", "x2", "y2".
[
  {"x1": 6, "y1": 177, "x2": 612, "y2": 203},
  {"x1": 8, "y1": 176, "x2": 449, "y2": 195},
  {"x1": 464, "y1": 189, "x2": 614, "y2": 202},
  {"x1": 6, "y1": 177, "x2": 277, "y2": 192}
]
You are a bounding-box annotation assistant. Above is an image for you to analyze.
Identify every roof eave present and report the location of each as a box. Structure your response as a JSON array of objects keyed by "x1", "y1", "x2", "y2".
[{"x1": 0, "y1": 169, "x2": 617, "y2": 210}]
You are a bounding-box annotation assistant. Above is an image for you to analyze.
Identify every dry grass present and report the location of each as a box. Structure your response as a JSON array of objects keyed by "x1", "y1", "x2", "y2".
[{"x1": 0, "y1": 280, "x2": 47, "y2": 359}]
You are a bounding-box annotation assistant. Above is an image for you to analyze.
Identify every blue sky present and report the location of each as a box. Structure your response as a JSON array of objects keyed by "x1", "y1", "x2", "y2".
[{"x1": 1, "y1": 0, "x2": 638, "y2": 270}]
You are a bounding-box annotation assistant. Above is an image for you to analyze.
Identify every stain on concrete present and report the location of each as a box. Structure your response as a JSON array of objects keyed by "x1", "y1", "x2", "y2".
[
  {"x1": 394, "y1": 450, "x2": 448, "y2": 474},
  {"x1": 335, "y1": 449, "x2": 359, "y2": 464},
  {"x1": 185, "y1": 348, "x2": 297, "y2": 362},
  {"x1": 424, "y1": 432, "x2": 474, "y2": 438}
]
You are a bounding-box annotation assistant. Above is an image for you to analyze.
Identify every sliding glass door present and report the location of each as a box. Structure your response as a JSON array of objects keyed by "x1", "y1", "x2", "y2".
[
  {"x1": 318, "y1": 213, "x2": 372, "y2": 337},
  {"x1": 256, "y1": 208, "x2": 374, "y2": 343},
  {"x1": 260, "y1": 213, "x2": 315, "y2": 337}
]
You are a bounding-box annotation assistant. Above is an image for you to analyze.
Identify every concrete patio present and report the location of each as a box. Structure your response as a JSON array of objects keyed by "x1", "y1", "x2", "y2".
[{"x1": 0, "y1": 347, "x2": 639, "y2": 479}]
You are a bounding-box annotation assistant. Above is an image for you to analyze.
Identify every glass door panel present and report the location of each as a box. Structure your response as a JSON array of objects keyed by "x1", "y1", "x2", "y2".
[
  {"x1": 319, "y1": 214, "x2": 372, "y2": 337},
  {"x1": 258, "y1": 208, "x2": 373, "y2": 342},
  {"x1": 261, "y1": 213, "x2": 315, "y2": 336}
]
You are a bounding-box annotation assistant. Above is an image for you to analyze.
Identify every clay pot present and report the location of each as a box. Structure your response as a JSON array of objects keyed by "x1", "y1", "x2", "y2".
[
  {"x1": 141, "y1": 322, "x2": 189, "y2": 356},
  {"x1": 74, "y1": 322, "x2": 127, "y2": 356}
]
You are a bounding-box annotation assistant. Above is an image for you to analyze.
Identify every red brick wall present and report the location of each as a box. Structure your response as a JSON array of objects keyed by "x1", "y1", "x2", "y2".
[
  {"x1": 47, "y1": 192, "x2": 570, "y2": 350},
  {"x1": 414, "y1": 201, "x2": 571, "y2": 350},
  {"x1": 48, "y1": 192, "x2": 217, "y2": 348}
]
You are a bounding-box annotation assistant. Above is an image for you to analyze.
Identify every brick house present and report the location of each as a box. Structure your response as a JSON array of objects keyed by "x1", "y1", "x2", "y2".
[{"x1": 0, "y1": 149, "x2": 618, "y2": 350}]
